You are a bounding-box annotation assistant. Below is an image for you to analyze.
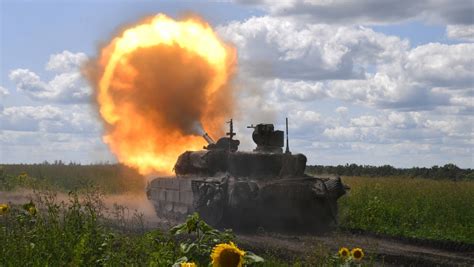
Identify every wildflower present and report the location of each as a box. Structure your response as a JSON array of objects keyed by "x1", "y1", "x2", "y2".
[
  {"x1": 211, "y1": 242, "x2": 245, "y2": 267},
  {"x1": 181, "y1": 263, "x2": 196, "y2": 267},
  {"x1": 338, "y1": 247, "x2": 350, "y2": 258},
  {"x1": 351, "y1": 248, "x2": 364, "y2": 261},
  {"x1": 0, "y1": 204, "x2": 9, "y2": 215},
  {"x1": 23, "y1": 201, "x2": 37, "y2": 216},
  {"x1": 28, "y1": 206, "x2": 37, "y2": 216}
]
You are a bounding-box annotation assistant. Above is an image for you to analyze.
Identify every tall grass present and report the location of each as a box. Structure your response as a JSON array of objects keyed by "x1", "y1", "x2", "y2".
[
  {"x1": 0, "y1": 189, "x2": 175, "y2": 266},
  {"x1": 339, "y1": 177, "x2": 474, "y2": 244},
  {"x1": 0, "y1": 189, "x2": 267, "y2": 266},
  {"x1": 0, "y1": 164, "x2": 145, "y2": 193}
]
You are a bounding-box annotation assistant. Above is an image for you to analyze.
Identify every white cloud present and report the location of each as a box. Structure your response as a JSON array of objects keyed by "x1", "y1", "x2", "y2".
[
  {"x1": 0, "y1": 105, "x2": 101, "y2": 133},
  {"x1": 0, "y1": 86, "x2": 10, "y2": 98},
  {"x1": 264, "y1": 79, "x2": 327, "y2": 101},
  {"x1": 9, "y1": 50, "x2": 91, "y2": 103},
  {"x1": 9, "y1": 69, "x2": 51, "y2": 98},
  {"x1": 236, "y1": 0, "x2": 474, "y2": 25},
  {"x1": 291, "y1": 110, "x2": 321, "y2": 123},
  {"x1": 218, "y1": 14, "x2": 473, "y2": 167},
  {"x1": 221, "y1": 16, "x2": 474, "y2": 111},
  {"x1": 323, "y1": 126, "x2": 360, "y2": 141},
  {"x1": 405, "y1": 43, "x2": 474, "y2": 88},
  {"x1": 46, "y1": 50, "x2": 88, "y2": 72},
  {"x1": 446, "y1": 24, "x2": 474, "y2": 42},
  {"x1": 335, "y1": 106, "x2": 348, "y2": 114},
  {"x1": 327, "y1": 42, "x2": 473, "y2": 109},
  {"x1": 218, "y1": 17, "x2": 408, "y2": 81},
  {"x1": 350, "y1": 115, "x2": 379, "y2": 127},
  {"x1": 386, "y1": 111, "x2": 422, "y2": 129}
]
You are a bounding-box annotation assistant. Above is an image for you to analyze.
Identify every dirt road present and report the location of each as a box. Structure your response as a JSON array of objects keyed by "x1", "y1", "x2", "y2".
[{"x1": 236, "y1": 231, "x2": 474, "y2": 266}]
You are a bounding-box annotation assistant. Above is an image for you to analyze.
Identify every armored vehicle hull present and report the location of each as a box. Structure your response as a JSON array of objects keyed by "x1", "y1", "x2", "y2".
[
  {"x1": 147, "y1": 152, "x2": 346, "y2": 232},
  {"x1": 146, "y1": 120, "x2": 347, "y2": 232}
]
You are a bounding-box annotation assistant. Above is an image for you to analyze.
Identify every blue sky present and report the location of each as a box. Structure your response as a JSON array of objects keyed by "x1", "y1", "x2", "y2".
[{"x1": 1, "y1": 0, "x2": 473, "y2": 168}]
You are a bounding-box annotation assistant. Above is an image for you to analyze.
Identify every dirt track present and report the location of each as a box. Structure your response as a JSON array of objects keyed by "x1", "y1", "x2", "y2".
[{"x1": 236, "y1": 231, "x2": 474, "y2": 266}]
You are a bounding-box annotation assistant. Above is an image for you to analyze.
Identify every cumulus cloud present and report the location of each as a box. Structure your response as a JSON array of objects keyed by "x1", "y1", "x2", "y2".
[
  {"x1": 405, "y1": 43, "x2": 474, "y2": 88},
  {"x1": 8, "y1": 51, "x2": 91, "y2": 103},
  {"x1": 446, "y1": 24, "x2": 474, "y2": 42},
  {"x1": 219, "y1": 16, "x2": 473, "y2": 111},
  {"x1": 330, "y1": 110, "x2": 470, "y2": 142},
  {"x1": 328, "y1": 43, "x2": 474, "y2": 110},
  {"x1": 319, "y1": 110, "x2": 472, "y2": 156},
  {"x1": 0, "y1": 86, "x2": 9, "y2": 98},
  {"x1": 350, "y1": 115, "x2": 379, "y2": 127},
  {"x1": 46, "y1": 50, "x2": 88, "y2": 72},
  {"x1": 218, "y1": 17, "x2": 407, "y2": 81},
  {"x1": 236, "y1": 0, "x2": 474, "y2": 25},
  {"x1": 215, "y1": 14, "x2": 474, "y2": 167},
  {"x1": 0, "y1": 105, "x2": 101, "y2": 133},
  {"x1": 263, "y1": 79, "x2": 327, "y2": 101}
]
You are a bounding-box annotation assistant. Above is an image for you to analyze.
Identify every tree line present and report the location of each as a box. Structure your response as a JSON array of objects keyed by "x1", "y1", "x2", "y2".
[{"x1": 306, "y1": 163, "x2": 473, "y2": 180}]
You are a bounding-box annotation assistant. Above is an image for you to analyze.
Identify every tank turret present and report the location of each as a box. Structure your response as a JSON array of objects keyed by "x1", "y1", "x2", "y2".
[{"x1": 147, "y1": 119, "x2": 347, "y2": 232}]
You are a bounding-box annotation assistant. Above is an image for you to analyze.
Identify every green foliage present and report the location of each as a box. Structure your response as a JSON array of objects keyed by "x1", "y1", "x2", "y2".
[
  {"x1": 307, "y1": 163, "x2": 473, "y2": 180},
  {"x1": 0, "y1": 168, "x2": 38, "y2": 191},
  {"x1": 339, "y1": 177, "x2": 474, "y2": 244},
  {"x1": 171, "y1": 213, "x2": 235, "y2": 266},
  {"x1": 171, "y1": 213, "x2": 263, "y2": 266},
  {"x1": 0, "y1": 190, "x2": 265, "y2": 266},
  {"x1": 0, "y1": 163, "x2": 145, "y2": 193},
  {"x1": 0, "y1": 190, "x2": 174, "y2": 266}
]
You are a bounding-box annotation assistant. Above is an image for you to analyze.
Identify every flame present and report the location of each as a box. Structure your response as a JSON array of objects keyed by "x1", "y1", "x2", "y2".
[{"x1": 92, "y1": 14, "x2": 236, "y2": 175}]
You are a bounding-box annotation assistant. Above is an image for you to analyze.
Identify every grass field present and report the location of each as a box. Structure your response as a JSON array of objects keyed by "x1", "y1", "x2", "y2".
[
  {"x1": 1, "y1": 190, "x2": 354, "y2": 266},
  {"x1": 0, "y1": 164, "x2": 145, "y2": 193},
  {"x1": 338, "y1": 176, "x2": 474, "y2": 244},
  {"x1": 2, "y1": 164, "x2": 473, "y2": 246},
  {"x1": 1, "y1": 165, "x2": 472, "y2": 266}
]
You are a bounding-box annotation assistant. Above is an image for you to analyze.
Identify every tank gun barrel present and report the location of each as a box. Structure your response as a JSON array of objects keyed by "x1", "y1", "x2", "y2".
[{"x1": 202, "y1": 133, "x2": 216, "y2": 145}]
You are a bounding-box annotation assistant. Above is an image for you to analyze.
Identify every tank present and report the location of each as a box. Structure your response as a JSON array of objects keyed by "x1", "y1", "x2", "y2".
[{"x1": 146, "y1": 119, "x2": 347, "y2": 232}]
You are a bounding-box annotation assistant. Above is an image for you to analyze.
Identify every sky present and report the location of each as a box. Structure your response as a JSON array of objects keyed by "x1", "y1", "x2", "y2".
[{"x1": 1, "y1": 0, "x2": 473, "y2": 168}]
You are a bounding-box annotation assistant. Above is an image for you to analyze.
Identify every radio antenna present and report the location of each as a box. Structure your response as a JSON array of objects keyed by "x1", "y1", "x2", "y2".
[
  {"x1": 226, "y1": 119, "x2": 235, "y2": 140},
  {"x1": 285, "y1": 117, "x2": 291, "y2": 154}
]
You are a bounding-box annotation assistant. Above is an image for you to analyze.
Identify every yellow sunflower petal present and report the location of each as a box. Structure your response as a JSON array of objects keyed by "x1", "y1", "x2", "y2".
[
  {"x1": 351, "y1": 248, "x2": 364, "y2": 261},
  {"x1": 180, "y1": 262, "x2": 196, "y2": 267},
  {"x1": 211, "y1": 242, "x2": 245, "y2": 267},
  {"x1": 338, "y1": 247, "x2": 350, "y2": 258},
  {"x1": 0, "y1": 204, "x2": 9, "y2": 215}
]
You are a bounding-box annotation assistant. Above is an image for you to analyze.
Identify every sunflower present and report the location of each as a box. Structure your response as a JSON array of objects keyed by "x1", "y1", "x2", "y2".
[
  {"x1": 211, "y1": 242, "x2": 245, "y2": 267},
  {"x1": 338, "y1": 247, "x2": 350, "y2": 258},
  {"x1": 180, "y1": 262, "x2": 196, "y2": 267},
  {"x1": 351, "y1": 248, "x2": 364, "y2": 261},
  {"x1": 0, "y1": 204, "x2": 9, "y2": 215}
]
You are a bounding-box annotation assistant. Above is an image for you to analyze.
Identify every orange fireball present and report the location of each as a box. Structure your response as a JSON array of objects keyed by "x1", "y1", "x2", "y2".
[{"x1": 93, "y1": 14, "x2": 236, "y2": 175}]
